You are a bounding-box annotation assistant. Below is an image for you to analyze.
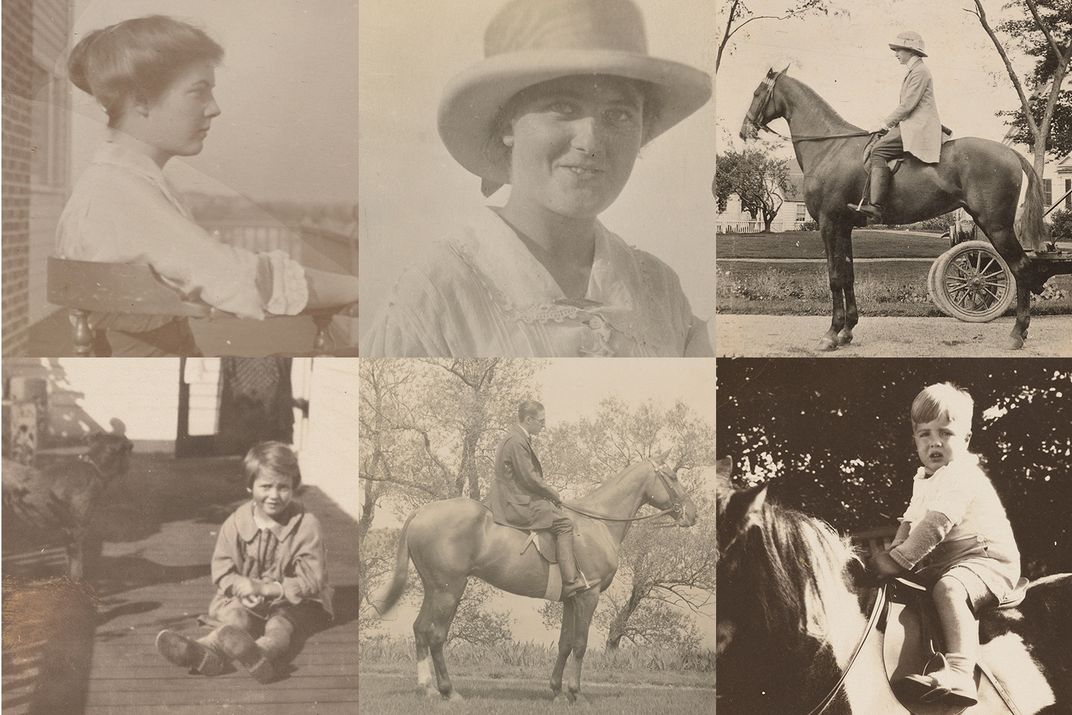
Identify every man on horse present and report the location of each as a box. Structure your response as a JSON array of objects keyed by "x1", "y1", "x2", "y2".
[
  {"x1": 851, "y1": 30, "x2": 943, "y2": 223},
  {"x1": 488, "y1": 401, "x2": 587, "y2": 599}
]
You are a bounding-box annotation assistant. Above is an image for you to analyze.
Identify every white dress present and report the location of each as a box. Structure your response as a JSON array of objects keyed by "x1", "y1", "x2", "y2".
[
  {"x1": 56, "y1": 140, "x2": 308, "y2": 321},
  {"x1": 363, "y1": 208, "x2": 709, "y2": 357}
]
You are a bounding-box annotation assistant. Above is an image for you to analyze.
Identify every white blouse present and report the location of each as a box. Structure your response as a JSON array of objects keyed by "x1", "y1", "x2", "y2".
[
  {"x1": 363, "y1": 208, "x2": 709, "y2": 357},
  {"x1": 56, "y1": 140, "x2": 308, "y2": 320}
]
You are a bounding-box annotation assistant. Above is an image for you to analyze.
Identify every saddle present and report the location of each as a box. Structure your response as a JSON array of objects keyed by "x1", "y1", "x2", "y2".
[
  {"x1": 861, "y1": 125, "x2": 955, "y2": 173},
  {"x1": 879, "y1": 577, "x2": 1029, "y2": 714}
]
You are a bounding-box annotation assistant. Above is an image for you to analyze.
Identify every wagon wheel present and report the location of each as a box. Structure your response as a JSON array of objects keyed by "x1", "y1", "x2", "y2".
[
  {"x1": 930, "y1": 240, "x2": 1016, "y2": 322},
  {"x1": 927, "y1": 257, "x2": 954, "y2": 318}
]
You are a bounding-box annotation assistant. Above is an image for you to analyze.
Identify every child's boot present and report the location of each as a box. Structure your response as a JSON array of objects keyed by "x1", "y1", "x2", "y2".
[
  {"x1": 217, "y1": 624, "x2": 276, "y2": 684},
  {"x1": 155, "y1": 629, "x2": 224, "y2": 676},
  {"x1": 897, "y1": 652, "x2": 978, "y2": 707}
]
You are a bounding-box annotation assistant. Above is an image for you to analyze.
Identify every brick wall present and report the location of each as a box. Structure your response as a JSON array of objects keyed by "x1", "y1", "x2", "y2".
[{"x1": 3, "y1": 0, "x2": 33, "y2": 356}]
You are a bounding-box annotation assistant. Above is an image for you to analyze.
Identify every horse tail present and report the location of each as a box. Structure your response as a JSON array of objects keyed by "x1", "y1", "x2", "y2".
[
  {"x1": 371, "y1": 512, "x2": 415, "y2": 616},
  {"x1": 1014, "y1": 154, "x2": 1047, "y2": 252}
]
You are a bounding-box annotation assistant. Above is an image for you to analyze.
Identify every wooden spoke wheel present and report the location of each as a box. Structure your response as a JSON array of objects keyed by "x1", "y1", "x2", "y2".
[{"x1": 929, "y1": 240, "x2": 1015, "y2": 323}]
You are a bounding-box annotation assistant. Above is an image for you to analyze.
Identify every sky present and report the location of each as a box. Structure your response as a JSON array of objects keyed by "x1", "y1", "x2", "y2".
[
  {"x1": 716, "y1": 0, "x2": 1035, "y2": 162},
  {"x1": 66, "y1": 0, "x2": 357, "y2": 204},
  {"x1": 365, "y1": 358, "x2": 716, "y2": 648},
  {"x1": 357, "y1": 0, "x2": 717, "y2": 335}
]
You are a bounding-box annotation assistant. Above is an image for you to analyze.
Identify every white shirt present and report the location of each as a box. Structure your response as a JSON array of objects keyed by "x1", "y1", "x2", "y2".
[
  {"x1": 56, "y1": 140, "x2": 308, "y2": 319},
  {"x1": 901, "y1": 454, "x2": 1018, "y2": 550},
  {"x1": 363, "y1": 207, "x2": 708, "y2": 357}
]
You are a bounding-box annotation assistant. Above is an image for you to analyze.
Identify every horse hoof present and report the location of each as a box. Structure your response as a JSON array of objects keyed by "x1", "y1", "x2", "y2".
[
  {"x1": 837, "y1": 330, "x2": 853, "y2": 345},
  {"x1": 445, "y1": 690, "x2": 464, "y2": 702},
  {"x1": 573, "y1": 693, "x2": 589, "y2": 707},
  {"x1": 817, "y1": 336, "x2": 838, "y2": 352},
  {"x1": 553, "y1": 693, "x2": 571, "y2": 706},
  {"x1": 1006, "y1": 335, "x2": 1025, "y2": 350}
]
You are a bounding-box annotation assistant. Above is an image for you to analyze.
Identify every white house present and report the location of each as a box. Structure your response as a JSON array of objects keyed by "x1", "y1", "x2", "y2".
[{"x1": 715, "y1": 170, "x2": 812, "y2": 233}]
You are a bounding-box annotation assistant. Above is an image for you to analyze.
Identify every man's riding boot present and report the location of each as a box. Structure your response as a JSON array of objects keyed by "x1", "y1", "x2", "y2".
[
  {"x1": 850, "y1": 165, "x2": 890, "y2": 223},
  {"x1": 555, "y1": 529, "x2": 586, "y2": 599}
]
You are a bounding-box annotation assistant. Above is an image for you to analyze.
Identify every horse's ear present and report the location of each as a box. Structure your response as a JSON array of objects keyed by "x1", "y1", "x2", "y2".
[
  {"x1": 719, "y1": 482, "x2": 768, "y2": 549},
  {"x1": 715, "y1": 456, "x2": 733, "y2": 479},
  {"x1": 653, "y1": 449, "x2": 671, "y2": 466},
  {"x1": 780, "y1": 64, "x2": 790, "y2": 76}
]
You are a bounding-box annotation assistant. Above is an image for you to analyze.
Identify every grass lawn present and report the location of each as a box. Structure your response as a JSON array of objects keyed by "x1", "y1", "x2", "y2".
[
  {"x1": 716, "y1": 230, "x2": 949, "y2": 259},
  {"x1": 716, "y1": 261, "x2": 1072, "y2": 316}
]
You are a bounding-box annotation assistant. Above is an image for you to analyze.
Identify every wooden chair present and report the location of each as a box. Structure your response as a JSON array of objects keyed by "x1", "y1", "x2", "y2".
[{"x1": 46, "y1": 257, "x2": 341, "y2": 356}]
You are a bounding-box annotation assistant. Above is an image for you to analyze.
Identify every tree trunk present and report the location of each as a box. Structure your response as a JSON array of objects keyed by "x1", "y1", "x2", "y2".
[{"x1": 605, "y1": 584, "x2": 646, "y2": 650}]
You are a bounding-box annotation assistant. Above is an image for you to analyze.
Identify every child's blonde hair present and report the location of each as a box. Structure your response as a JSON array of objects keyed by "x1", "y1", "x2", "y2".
[
  {"x1": 244, "y1": 441, "x2": 301, "y2": 489},
  {"x1": 910, "y1": 382, "x2": 974, "y2": 427}
]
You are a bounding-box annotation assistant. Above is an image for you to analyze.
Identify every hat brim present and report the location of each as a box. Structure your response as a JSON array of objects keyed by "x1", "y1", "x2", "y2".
[
  {"x1": 438, "y1": 49, "x2": 712, "y2": 185},
  {"x1": 888, "y1": 43, "x2": 927, "y2": 57}
]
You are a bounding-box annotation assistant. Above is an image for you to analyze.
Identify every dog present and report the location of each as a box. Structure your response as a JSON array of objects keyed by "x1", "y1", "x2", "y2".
[{"x1": 2, "y1": 433, "x2": 133, "y2": 580}]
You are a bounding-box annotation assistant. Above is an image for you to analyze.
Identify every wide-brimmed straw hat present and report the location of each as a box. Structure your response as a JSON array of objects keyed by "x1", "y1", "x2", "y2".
[
  {"x1": 438, "y1": 0, "x2": 712, "y2": 190},
  {"x1": 889, "y1": 31, "x2": 927, "y2": 57}
]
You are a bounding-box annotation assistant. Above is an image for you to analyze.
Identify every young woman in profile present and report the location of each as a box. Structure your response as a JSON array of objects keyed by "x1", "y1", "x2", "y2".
[
  {"x1": 363, "y1": 0, "x2": 712, "y2": 357},
  {"x1": 59, "y1": 15, "x2": 359, "y2": 356}
]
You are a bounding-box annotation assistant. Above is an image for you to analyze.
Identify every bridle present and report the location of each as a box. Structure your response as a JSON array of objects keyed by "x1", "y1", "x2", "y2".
[
  {"x1": 744, "y1": 71, "x2": 877, "y2": 144},
  {"x1": 561, "y1": 459, "x2": 686, "y2": 523},
  {"x1": 805, "y1": 583, "x2": 888, "y2": 715}
]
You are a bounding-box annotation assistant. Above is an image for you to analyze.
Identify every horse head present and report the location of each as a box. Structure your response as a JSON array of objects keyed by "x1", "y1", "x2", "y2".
[
  {"x1": 647, "y1": 452, "x2": 697, "y2": 527},
  {"x1": 740, "y1": 66, "x2": 790, "y2": 141}
]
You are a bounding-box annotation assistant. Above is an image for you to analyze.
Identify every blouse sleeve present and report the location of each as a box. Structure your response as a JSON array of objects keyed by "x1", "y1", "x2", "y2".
[
  {"x1": 62, "y1": 167, "x2": 308, "y2": 319},
  {"x1": 210, "y1": 515, "x2": 243, "y2": 595}
]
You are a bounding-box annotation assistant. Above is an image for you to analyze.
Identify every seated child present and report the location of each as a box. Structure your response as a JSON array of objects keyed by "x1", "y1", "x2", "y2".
[
  {"x1": 156, "y1": 441, "x2": 333, "y2": 683},
  {"x1": 871, "y1": 383, "x2": 1020, "y2": 707}
]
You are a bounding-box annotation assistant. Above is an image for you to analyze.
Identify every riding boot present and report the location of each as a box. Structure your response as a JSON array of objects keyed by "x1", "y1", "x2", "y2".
[
  {"x1": 850, "y1": 165, "x2": 890, "y2": 223},
  {"x1": 555, "y1": 530, "x2": 586, "y2": 600}
]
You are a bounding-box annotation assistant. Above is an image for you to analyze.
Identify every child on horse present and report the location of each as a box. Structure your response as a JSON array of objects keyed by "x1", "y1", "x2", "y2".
[
  {"x1": 871, "y1": 383, "x2": 1021, "y2": 707},
  {"x1": 488, "y1": 401, "x2": 589, "y2": 599},
  {"x1": 852, "y1": 31, "x2": 943, "y2": 223},
  {"x1": 155, "y1": 442, "x2": 333, "y2": 683}
]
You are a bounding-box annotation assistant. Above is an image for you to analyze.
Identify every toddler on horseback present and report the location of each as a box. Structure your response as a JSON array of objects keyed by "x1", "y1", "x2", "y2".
[
  {"x1": 871, "y1": 383, "x2": 1021, "y2": 707},
  {"x1": 155, "y1": 442, "x2": 332, "y2": 683}
]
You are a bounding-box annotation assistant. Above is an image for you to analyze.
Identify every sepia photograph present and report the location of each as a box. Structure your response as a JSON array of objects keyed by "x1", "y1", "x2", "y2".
[
  {"x1": 358, "y1": 0, "x2": 716, "y2": 358},
  {"x1": 714, "y1": 1, "x2": 1072, "y2": 357},
  {"x1": 2, "y1": 357, "x2": 359, "y2": 711},
  {"x1": 2, "y1": 1, "x2": 359, "y2": 359},
  {"x1": 359, "y1": 358, "x2": 716, "y2": 712},
  {"x1": 716, "y1": 358, "x2": 1072, "y2": 713}
]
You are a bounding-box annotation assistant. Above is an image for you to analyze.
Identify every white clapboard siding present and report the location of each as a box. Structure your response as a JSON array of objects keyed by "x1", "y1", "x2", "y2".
[{"x1": 296, "y1": 358, "x2": 359, "y2": 520}]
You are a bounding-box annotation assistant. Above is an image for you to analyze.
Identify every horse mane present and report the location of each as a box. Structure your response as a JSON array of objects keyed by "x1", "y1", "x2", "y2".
[
  {"x1": 725, "y1": 497, "x2": 859, "y2": 644},
  {"x1": 779, "y1": 74, "x2": 861, "y2": 134},
  {"x1": 584, "y1": 460, "x2": 650, "y2": 498}
]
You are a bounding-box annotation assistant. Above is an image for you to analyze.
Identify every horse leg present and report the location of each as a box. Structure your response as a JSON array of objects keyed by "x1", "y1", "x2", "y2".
[
  {"x1": 412, "y1": 596, "x2": 438, "y2": 698},
  {"x1": 835, "y1": 223, "x2": 859, "y2": 345},
  {"x1": 819, "y1": 218, "x2": 846, "y2": 351},
  {"x1": 563, "y1": 589, "x2": 600, "y2": 706},
  {"x1": 1010, "y1": 280, "x2": 1031, "y2": 350},
  {"x1": 550, "y1": 598, "x2": 575, "y2": 703},
  {"x1": 426, "y1": 579, "x2": 466, "y2": 701}
]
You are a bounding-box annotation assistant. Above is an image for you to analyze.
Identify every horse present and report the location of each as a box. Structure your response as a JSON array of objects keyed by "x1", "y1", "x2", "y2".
[
  {"x1": 716, "y1": 466, "x2": 1072, "y2": 714},
  {"x1": 372, "y1": 457, "x2": 697, "y2": 704},
  {"x1": 739, "y1": 67, "x2": 1051, "y2": 351}
]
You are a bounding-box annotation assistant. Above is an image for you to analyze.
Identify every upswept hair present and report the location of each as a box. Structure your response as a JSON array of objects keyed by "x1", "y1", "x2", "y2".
[
  {"x1": 244, "y1": 441, "x2": 302, "y2": 489},
  {"x1": 67, "y1": 15, "x2": 223, "y2": 127},
  {"x1": 911, "y1": 382, "x2": 974, "y2": 427},
  {"x1": 518, "y1": 400, "x2": 545, "y2": 421}
]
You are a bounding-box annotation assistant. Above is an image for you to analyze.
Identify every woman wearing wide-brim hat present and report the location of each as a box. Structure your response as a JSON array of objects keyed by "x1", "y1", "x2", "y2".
[{"x1": 363, "y1": 0, "x2": 712, "y2": 357}]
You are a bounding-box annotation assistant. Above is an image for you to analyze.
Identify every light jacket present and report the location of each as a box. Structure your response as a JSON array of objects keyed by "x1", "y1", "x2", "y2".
[
  {"x1": 489, "y1": 424, "x2": 559, "y2": 529},
  {"x1": 884, "y1": 56, "x2": 942, "y2": 164}
]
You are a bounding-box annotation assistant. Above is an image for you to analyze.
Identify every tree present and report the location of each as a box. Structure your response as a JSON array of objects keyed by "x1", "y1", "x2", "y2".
[
  {"x1": 717, "y1": 0, "x2": 843, "y2": 72},
  {"x1": 537, "y1": 399, "x2": 717, "y2": 651},
  {"x1": 969, "y1": 0, "x2": 1072, "y2": 175},
  {"x1": 716, "y1": 359, "x2": 1072, "y2": 577},
  {"x1": 713, "y1": 147, "x2": 792, "y2": 233}
]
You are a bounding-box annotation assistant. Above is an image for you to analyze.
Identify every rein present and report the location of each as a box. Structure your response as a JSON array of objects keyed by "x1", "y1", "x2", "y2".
[
  {"x1": 561, "y1": 462, "x2": 685, "y2": 523},
  {"x1": 745, "y1": 71, "x2": 878, "y2": 144},
  {"x1": 806, "y1": 582, "x2": 888, "y2": 715}
]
